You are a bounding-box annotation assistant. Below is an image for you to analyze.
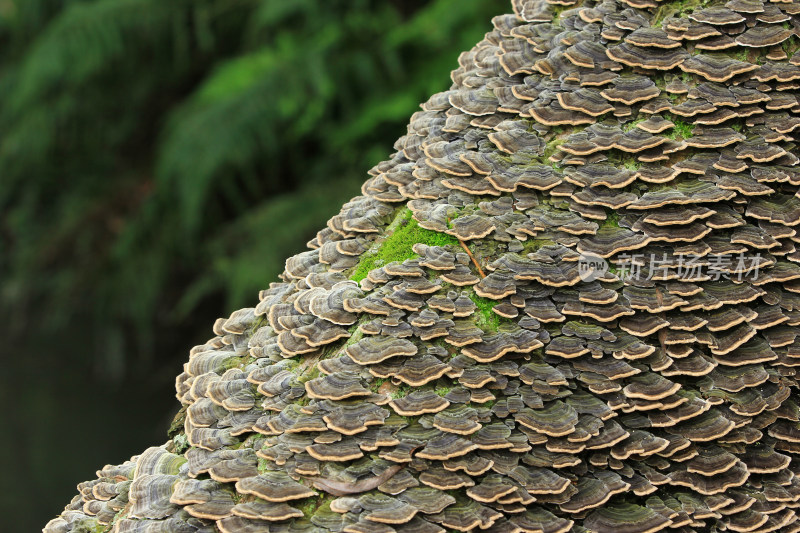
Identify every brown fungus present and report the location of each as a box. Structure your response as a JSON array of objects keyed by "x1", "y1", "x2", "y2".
[{"x1": 49, "y1": 1, "x2": 800, "y2": 531}]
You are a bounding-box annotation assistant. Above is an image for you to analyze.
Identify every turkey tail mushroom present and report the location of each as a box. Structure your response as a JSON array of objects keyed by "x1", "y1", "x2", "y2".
[{"x1": 46, "y1": 0, "x2": 800, "y2": 531}]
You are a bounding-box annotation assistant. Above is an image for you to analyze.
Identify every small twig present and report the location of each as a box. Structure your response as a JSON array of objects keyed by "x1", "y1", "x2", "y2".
[
  {"x1": 305, "y1": 464, "x2": 403, "y2": 496},
  {"x1": 459, "y1": 239, "x2": 486, "y2": 278},
  {"x1": 446, "y1": 215, "x2": 486, "y2": 279},
  {"x1": 301, "y1": 446, "x2": 423, "y2": 496}
]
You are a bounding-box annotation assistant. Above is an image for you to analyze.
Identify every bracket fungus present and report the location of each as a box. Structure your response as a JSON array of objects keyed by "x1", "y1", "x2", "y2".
[{"x1": 45, "y1": 0, "x2": 800, "y2": 531}]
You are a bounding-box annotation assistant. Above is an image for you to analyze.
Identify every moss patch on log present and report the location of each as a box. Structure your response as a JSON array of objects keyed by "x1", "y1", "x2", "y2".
[{"x1": 350, "y1": 208, "x2": 461, "y2": 282}]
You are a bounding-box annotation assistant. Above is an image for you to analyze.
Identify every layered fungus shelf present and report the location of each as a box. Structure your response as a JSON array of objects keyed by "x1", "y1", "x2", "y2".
[{"x1": 45, "y1": 0, "x2": 800, "y2": 531}]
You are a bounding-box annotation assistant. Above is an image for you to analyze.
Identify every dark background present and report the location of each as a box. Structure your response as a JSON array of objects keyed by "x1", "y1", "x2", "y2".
[{"x1": 0, "y1": 0, "x2": 507, "y2": 531}]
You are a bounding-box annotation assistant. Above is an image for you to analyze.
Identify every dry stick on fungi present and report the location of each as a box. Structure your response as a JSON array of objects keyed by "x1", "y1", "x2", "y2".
[
  {"x1": 447, "y1": 215, "x2": 486, "y2": 278},
  {"x1": 304, "y1": 464, "x2": 405, "y2": 496},
  {"x1": 459, "y1": 239, "x2": 486, "y2": 278},
  {"x1": 302, "y1": 444, "x2": 423, "y2": 496}
]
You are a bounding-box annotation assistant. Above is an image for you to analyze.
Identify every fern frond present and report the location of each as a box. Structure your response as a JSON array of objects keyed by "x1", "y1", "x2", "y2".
[{"x1": 10, "y1": 0, "x2": 188, "y2": 112}]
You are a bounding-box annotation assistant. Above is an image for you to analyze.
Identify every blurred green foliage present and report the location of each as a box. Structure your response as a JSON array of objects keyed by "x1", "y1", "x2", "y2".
[
  {"x1": 0, "y1": 0, "x2": 505, "y2": 375},
  {"x1": 0, "y1": 1, "x2": 507, "y2": 530}
]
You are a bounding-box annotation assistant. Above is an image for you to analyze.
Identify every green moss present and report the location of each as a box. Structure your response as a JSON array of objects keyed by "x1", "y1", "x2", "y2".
[
  {"x1": 782, "y1": 36, "x2": 799, "y2": 57},
  {"x1": 249, "y1": 435, "x2": 266, "y2": 450},
  {"x1": 299, "y1": 495, "x2": 332, "y2": 519},
  {"x1": 371, "y1": 377, "x2": 387, "y2": 393},
  {"x1": 257, "y1": 457, "x2": 272, "y2": 474},
  {"x1": 340, "y1": 316, "x2": 369, "y2": 348},
  {"x1": 622, "y1": 117, "x2": 646, "y2": 131},
  {"x1": 108, "y1": 512, "x2": 126, "y2": 533},
  {"x1": 172, "y1": 433, "x2": 189, "y2": 454},
  {"x1": 297, "y1": 364, "x2": 321, "y2": 384},
  {"x1": 522, "y1": 238, "x2": 556, "y2": 254},
  {"x1": 299, "y1": 499, "x2": 316, "y2": 518},
  {"x1": 370, "y1": 377, "x2": 413, "y2": 398},
  {"x1": 167, "y1": 405, "x2": 187, "y2": 438},
  {"x1": 672, "y1": 119, "x2": 693, "y2": 139},
  {"x1": 71, "y1": 519, "x2": 108, "y2": 533},
  {"x1": 551, "y1": 4, "x2": 571, "y2": 20},
  {"x1": 662, "y1": 114, "x2": 693, "y2": 140},
  {"x1": 349, "y1": 208, "x2": 461, "y2": 282},
  {"x1": 230, "y1": 355, "x2": 259, "y2": 375},
  {"x1": 622, "y1": 157, "x2": 640, "y2": 171},
  {"x1": 541, "y1": 137, "x2": 565, "y2": 163},
  {"x1": 435, "y1": 386, "x2": 451, "y2": 397},
  {"x1": 602, "y1": 210, "x2": 619, "y2": 228},
  {"x1": 222, "y1": 354, "x2": 245, "y2": 371},
  {"x1": 651, "y1": 0, "x2": 709, "y2": 27},
  {"x1": 469, "y1": 291, "x2": 503, "y2": 332},
  {"x1": 391, "y1": 383, "x2": 412, "y2": 399}
]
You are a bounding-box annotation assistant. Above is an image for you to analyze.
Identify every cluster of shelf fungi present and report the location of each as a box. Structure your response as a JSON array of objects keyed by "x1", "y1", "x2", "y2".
[{"x1": 44, "y1": 0, "x2": 800, "y2": 531}]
